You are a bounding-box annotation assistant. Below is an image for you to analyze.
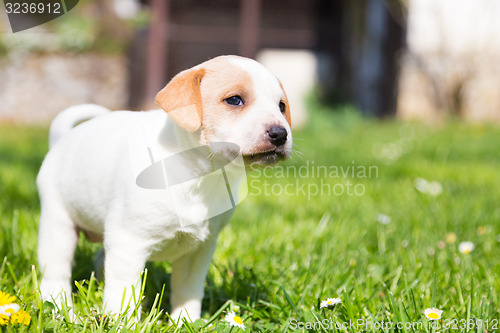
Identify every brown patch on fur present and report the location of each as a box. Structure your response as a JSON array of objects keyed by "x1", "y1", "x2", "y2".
[
  {"x1": 279, "y1": 81, "x2": 292, "y2": 127},
  {"x1": 155, "y1": 68, "x2": 206, "y2": 131}
]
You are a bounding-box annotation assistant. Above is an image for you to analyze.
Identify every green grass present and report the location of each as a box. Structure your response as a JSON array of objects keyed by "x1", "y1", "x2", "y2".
[{"x1": 1, "y1": 104, "x2": 499, "y2": 332}]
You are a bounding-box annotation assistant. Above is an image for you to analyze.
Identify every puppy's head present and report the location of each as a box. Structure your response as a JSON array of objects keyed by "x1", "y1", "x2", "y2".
[{"x1": 155, "y1": 55, "x2": 292, "y2": 165}]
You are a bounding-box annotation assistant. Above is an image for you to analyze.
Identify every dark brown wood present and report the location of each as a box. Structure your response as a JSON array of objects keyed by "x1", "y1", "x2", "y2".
[
  {"x1": 143, "y1": 0, "x2": 170, "y2": 108},
  {"x1": 239, "y1": 0, "x2": 261, "y2": 58},
  {"x1": 169, "y1": 24, "x2": 314, "y2": 48}
]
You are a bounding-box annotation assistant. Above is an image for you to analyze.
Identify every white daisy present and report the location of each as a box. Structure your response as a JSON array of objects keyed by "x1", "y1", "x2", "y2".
[
  {"x1": 424, "y1": 307, "x2": 443, "y2": 320},
  {"x1": 414, "y1": 178, "x2": 429, "y2": 193},
  {"x1": 427, "y1": 181, "x2": 443, "y2": 196},
  {"x1": 0, "y1": 303, "x2": 20, "y2": 317},
  {"x1": 372, "y1": 142, "x2": 403, "y2": 161},
  {"x1": 458, "y1": 241, "x2": 475, "y2": 254},
  {"x1": 445, "y1": 232, "x2": 457, "y2": 244},
  {"x1": 320, "y1": 297, "x2": 342, "y2": 309},
  {"x1": 414, "y1": 178, "x2": 442, "y2": 196},
  {"x1": 376, "y1": 214, "x2": 391, "y2": 225},
  {"x1": 225, "y1": 311, "x2": 245, "y2": 330}
]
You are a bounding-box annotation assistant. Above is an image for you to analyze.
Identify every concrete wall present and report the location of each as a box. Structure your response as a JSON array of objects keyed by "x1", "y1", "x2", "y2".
[
  {"x1": 257, "y1": 49, "x2": 317, "y2": 129},
  {"x1": 397, "y1": 0, "x2": 500, "y2": 121}
]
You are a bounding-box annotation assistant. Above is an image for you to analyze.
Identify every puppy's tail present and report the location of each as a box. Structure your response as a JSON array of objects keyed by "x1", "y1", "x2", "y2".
[{"x1": 49, "y1": 104, "x2": 110, "y2": 149}]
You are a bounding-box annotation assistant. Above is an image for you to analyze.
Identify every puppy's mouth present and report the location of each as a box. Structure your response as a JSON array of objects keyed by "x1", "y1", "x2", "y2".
[{"x1": 243, "y1": 149, "x2": 287, "y2": 166}]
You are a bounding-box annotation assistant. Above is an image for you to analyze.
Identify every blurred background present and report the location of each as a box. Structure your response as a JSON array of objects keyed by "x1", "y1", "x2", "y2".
[{"x1": 1, "y1": 0, "x2": 499, "y2": 126}]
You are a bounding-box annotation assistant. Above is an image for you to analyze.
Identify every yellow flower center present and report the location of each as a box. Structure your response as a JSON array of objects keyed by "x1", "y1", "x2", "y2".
[
  {"x1": 234, "y1": 316, "x2": 243, "y2": 325},
  {"x1": 428, "y1": 312, "x2": 439, "y2": 319},
  {"x1": 445, "y1": 233, "x2": 456, "y2": 244},
  {"x1": 327, "y1": 301, "x2": 333, "y2": 304}
]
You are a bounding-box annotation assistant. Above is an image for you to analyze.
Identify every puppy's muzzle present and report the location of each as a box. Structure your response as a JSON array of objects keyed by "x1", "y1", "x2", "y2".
[{"x1": 267, "y1": 126, "x2": 287, "y2": 147}]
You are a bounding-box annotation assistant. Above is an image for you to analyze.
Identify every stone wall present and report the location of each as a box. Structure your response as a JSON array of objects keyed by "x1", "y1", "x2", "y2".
[{"x1": 0, "y1": 53, "x2": 128, "y2": 124}]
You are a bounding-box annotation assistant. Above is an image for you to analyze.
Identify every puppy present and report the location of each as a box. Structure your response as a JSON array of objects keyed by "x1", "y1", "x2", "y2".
[{"x1": 37, "y1": 55, "x2": 292, "y2": 321}]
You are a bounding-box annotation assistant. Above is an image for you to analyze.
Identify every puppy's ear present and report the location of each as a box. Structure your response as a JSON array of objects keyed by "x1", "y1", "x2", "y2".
[
  {"x1": 155, "y1": 68, "x2": 206, "y2": 132},
  {"x1": 279, "y1": 82, "x2": 292, "y2": 127}
]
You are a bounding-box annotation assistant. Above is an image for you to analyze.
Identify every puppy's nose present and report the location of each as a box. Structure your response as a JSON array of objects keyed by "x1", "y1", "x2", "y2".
[{"x1": 267, "y1": 126, "x2": 288, "y2": 147}]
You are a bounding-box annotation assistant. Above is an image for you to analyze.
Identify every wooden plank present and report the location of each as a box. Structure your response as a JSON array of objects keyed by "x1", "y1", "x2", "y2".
[
  {"x1": 169, "y1": 24, "x2": 314, "y2": 49},
  {"x1": 239, "y1": 0, "x2": 261, "y2": 57},
  {"x1": 143, "y1": 0, "x2": 170, "y2": 107}
]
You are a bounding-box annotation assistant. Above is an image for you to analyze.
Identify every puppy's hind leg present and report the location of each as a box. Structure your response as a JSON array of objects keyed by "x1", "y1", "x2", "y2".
[{"x1": 38, "y1": 200, "x2": 79, "y2": 310}]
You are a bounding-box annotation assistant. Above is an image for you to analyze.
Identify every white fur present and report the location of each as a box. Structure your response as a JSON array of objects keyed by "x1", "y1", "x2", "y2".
[
  {"x1": 37, "y1": 56, "x2": 292, "y2": 323},
  {"x1": 49, "y1": 104, "x2": 110, "y2": 148}
]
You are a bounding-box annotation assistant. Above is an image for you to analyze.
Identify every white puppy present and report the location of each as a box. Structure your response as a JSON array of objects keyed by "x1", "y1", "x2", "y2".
[{"x1": 37, "y1": 55, "x2": 292, "y2": 322}]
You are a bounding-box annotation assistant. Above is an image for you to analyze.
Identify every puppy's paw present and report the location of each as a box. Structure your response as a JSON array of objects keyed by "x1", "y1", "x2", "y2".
[
  {"x1": 170, "y1": 300, "x2": 201, "y2": 325},
  {"x1": 40, "y1": 279, "x2": 73, "y2": 310}
]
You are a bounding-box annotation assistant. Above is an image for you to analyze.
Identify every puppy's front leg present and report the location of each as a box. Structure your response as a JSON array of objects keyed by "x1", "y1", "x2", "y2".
[
  {"x1": 103, "y1": 232, "x2": 150, "y2": 319},
  {"x1": 170, "y1": 235, "x2": 218, "y2": 322}
]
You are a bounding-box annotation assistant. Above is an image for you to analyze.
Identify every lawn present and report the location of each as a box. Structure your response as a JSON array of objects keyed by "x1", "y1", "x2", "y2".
[{"x1": 0, "y1": 104, "x2": 499, "y2": 332}]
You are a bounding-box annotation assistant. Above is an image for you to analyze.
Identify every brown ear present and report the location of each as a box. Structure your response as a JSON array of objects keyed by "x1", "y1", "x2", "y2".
[
  {"x1": 155, "y1": 68, "x2": 206, "y2": 132},
  {"x1": 279, "y1": 81, "x2": 292, "y2": 127}
]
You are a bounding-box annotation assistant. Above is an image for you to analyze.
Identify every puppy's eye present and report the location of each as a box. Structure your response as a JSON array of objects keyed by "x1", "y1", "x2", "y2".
[
  {"x1": 279, "y1": 101, "x2": 286, "y2": 113},
  {"x1": 225, "y1": 96, "x2": 243, "y2": 106}
]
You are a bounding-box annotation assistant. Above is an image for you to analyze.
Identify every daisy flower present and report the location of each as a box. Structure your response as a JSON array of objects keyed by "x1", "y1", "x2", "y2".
[
  {"x1": 0, "y1": 303, "x2": 20, "y2": 316},
  {"x1": 424, "y1": 307, "x2": 443, "y2": 320},
  {"x1": 372, "y1": 142, "x2": 403, "y2": 161},
  {"x1": 225, "y1": 312, "x2": 245, "y2": 330},
  {"x1": 458, "y1": 241, "x2": 475, "y2": 254},
  {"x1": 376, "y1": 214, "x2": 391, "y2": 225},
  {"x1": 320, "y1": 297, "x2": 342, "y2": 309},
  {"x1": 414, "y1": 178, "x2": 429, "y2": 193},
  {"x1": 414, "y1": 178, "x2": 442, "y2": 196},
  {"x1": 445, "y1": 232, "x2": 457, "y2": 244},
  {"x1": 427, "y1": 181, "x2": 443, "y2": 196},
  {"x1": 0, "y1": 291, "x2": 31, "y2": 326}
]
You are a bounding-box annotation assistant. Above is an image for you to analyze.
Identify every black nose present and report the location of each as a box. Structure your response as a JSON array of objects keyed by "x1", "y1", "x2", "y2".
[{"x1": 267, "y1": 126, "x2": 288, "y2": 147}]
